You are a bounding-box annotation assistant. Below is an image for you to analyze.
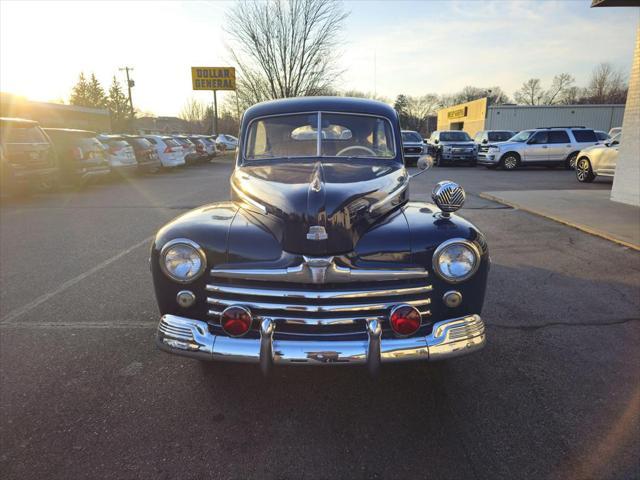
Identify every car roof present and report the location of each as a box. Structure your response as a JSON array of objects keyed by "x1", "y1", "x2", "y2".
[
  {"x1": 44, "y1": 128, "x2": 96, "y2": 135},
  {"x1": 243, "y1": 96, "x2": 397, "y2": 122},
  {"x1": 0, "y1": 117, "x2": 39, "y2": 125}
]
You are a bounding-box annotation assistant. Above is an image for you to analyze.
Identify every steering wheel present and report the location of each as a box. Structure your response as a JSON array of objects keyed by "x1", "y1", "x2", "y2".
[{"x1": 336, "y1": 145, "x2": 376, "y2": 157}]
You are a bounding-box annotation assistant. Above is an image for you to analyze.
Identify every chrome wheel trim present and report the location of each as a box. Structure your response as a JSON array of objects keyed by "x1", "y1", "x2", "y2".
[
  {"x1": 503, "y1": 156, "x2": 517, "y2": 170},
  {"x1": 576, "y1": 159, "x2": 590, "y2": 181}
]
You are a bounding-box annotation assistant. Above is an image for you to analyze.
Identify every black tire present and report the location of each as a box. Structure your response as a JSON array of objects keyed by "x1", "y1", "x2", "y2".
[
  {"x1": 565, "y1": 152, "x2": 578, "y2": 170},
  {"x1": 499, "y1": 153, "x2": 519, "y2": 170},
  {"x1": 576, "y1": 157, "x2": 595, "y2": 183}
]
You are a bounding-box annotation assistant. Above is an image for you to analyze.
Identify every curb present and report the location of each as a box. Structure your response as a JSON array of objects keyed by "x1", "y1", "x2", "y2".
[{"x1": 479, "y1": 192, "x2": 640, "y2": 252}]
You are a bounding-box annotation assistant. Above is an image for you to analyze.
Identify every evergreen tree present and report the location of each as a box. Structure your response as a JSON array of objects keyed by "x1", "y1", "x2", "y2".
[
  {"x1": 69, "y1": 72, "x2": 91, "y2": 107},
  {"x1": 394, "y1": 95, "x2": 410, "y2": 128},
  {"x1": 87, "y1": 73, "x2": 107, "y2": 108},
  {"x1": 107, "y1": 76, "x2": 130, "y2": 132}
]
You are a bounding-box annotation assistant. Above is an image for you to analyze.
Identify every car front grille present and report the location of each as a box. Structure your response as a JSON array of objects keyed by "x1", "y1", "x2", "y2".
[
  {"x1": 403, "y1": 147, "x2": 422, "y2": 155},
  {"x1": 205, "y1": 273, "x2": 432, "y2": 338}
]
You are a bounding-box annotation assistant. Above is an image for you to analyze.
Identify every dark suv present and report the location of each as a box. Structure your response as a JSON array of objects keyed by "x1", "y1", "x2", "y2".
[
  {"x1": 0, "y1": 117, "x2": 59, "y2": 196},
  {"x1": 122, "y1": 136, "x2": 161, "y2": 173},
  {"x1": 426, "y1": 130, "x2": 477, "y2": 166},
  {"x1": 44, "y1": 128, "x2": 111, "y2": 186}
]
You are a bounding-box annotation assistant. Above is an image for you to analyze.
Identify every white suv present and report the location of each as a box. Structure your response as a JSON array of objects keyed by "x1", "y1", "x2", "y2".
[
  {"x1": 144, "y1": 135, "x2": 186, "y2": 168},
  {"x1": 477, "y1": 127, "x2": 600, "y2": 170}
]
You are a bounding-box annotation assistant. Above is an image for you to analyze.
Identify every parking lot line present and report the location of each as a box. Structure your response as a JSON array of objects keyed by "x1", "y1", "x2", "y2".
[{"x1": 0, "y1": 235, "x2": 154, "y2": 325}]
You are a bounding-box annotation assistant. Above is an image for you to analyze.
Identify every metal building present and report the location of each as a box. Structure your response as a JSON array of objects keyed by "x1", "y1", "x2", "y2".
[
  {"x1": 437, "y1": 98, "x2": 625, "y2": 137},
  {"x1": 485, "y1": 104, "x2": 625, "y2": 133}
]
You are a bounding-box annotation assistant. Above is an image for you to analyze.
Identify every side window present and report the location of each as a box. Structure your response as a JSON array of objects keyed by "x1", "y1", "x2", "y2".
[
  {"x1": 571, "y1": 129, "x2": 597, "y2": 142},
  {"x1": 548, "y1": 130, "x2": 570, "y2": 144},
  {"x1": 147, "y1": 138, "x2": 157, "y2": 145},
  {"x1": 529, "y1": 131, "x2": 548, "y2": 144}
]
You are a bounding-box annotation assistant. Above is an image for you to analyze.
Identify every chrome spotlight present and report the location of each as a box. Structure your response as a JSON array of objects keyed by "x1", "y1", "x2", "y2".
[{"x1": 431, "y1": 181, "x2": 466, "y2": 216}]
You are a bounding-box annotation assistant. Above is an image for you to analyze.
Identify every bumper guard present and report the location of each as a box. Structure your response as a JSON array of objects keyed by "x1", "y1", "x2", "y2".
[{"x1": 156, "y1": 314, "x2": 486, "y2": 373}]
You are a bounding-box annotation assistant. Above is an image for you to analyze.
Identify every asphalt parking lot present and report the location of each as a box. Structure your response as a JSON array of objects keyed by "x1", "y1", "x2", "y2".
[{"x1": 1, "y1": 159, "x2": 638, "y2": 480}]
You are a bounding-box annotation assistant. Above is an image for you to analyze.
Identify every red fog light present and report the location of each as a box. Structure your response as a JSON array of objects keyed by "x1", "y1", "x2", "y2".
[
  {"x1": 220, "y1": 306, "x2": 252, "y2": 337},
  {"x1": 389, "y1": 305, "x2": 421, "y2": 336}
]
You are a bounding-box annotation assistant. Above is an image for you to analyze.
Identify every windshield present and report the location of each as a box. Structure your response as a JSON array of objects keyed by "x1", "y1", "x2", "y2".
[
  {"x1": 402, "y1": 131, "x2": 422, "y2": 143},
  {"x1": 245, "y1": 113, "x2": 395, "y2": 160},
  {"x1": 2, "y1": 124, "x2": 48, "y2": 144},
  {"x1": 440, "y1": 131, "x2": 471, "y2": 142},
  {"x1": 509, "y1": 130, "x2": 534, "y2": 142},
  {"x1": 488, "y1": 131, "x2": 514, "y2": 142}
]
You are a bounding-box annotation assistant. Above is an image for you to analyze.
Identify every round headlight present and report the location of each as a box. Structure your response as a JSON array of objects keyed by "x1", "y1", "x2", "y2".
[
  {"x1": 160, "y1": 238, "x2": 206, "y2": 283},
  {"x1": 433, "y1": 239, "x2": 480, "y2": 283}
]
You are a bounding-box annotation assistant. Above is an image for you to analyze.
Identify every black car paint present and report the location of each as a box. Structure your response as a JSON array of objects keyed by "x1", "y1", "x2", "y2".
[
  {"x1": 151, "y1": 97, "x2": 489, "y2": 339},
  {"x1": 43, "y1": 129, "x2": 111, "y2": 185},
  {"x1": 0, "y1": 118, "x2": 59, "y2": 194}
]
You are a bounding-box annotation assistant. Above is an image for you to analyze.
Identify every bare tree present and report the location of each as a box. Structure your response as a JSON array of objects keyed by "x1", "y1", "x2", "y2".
[
  {"x1": 226, "y1": 0, "x2": 348, "y2": 107},
  {"x1": 394, "y1": 94, "x2": 439, "y2": 133},
  {"x1": 437, "y1": 86, "x2": 511, "y2": 107},
  {"x1": 179, "y1": 98, "x2": 206, "y2": 122},
  {"x1": 585, "y1": 62, "x2": 627, "y2": 103},
  {"x1": 179, "y1": 98, "x2": 208, "y2": 133},
  {"x1": 559, "y1": 86, "x2": 581, "y2": 105},
  {"x1": 544, "y1": 73, "x2": 575, "y2": 104},
  {"x1": 341, "y1": 89, "x2": 390, "y2": 104},
  {"x1": 514, "y1": 78, "x2": 544, "y2": 105}
]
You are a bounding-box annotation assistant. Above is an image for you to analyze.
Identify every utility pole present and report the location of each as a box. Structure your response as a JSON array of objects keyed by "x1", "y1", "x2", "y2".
[
  {"x1": 212, "y1": 90, "x2": 218, "y2": 136},
  {"x1": 119, "y1": 66, "x2": 135, "y2": 131}
]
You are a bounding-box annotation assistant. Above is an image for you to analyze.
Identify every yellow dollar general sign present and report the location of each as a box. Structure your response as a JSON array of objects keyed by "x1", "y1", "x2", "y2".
[{"x1": 191, "y1": 67, "x2": 236, "y2": 91}]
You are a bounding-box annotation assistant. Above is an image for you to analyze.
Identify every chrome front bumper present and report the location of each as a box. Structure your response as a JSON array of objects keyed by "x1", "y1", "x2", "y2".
[
  {"x1": 156, "y1": 314, "x2": 485, "y2": 374},
  {"x1": 477, "y1": 153, "x2": 498, "y2": 164}
]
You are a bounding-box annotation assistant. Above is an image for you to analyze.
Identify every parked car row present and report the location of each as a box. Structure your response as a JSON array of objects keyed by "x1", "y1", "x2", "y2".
[
  {"x1": 0, "y1": 117, "x2": 237, "y2": 197},
  {"x1": 401, "y1": 125, "x2": 620, "y2": 172}
]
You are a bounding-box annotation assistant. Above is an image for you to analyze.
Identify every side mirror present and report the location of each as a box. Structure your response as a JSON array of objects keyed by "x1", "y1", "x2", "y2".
[
  {"x1": 482, "y1": 139, "x2": 488, "y2": 144},
  {"x1": 434, "y1": 139, "x2": 439, "y2": 144},
  {"x1": 410, "y1": 154, "x2": 434, "y2": 179},
  {"x1": 611, "y1": 140, "x2": 619, "y2": 146}
]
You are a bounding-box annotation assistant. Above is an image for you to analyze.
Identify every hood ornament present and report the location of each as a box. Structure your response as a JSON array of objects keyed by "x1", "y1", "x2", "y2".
[{"x1": 306, "y1": 225, "x2": 328, "y2": 241}]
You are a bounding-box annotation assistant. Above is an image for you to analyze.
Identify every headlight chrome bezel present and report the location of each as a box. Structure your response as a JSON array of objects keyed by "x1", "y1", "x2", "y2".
[
  {"x1": 432, "y1": 238, "x2": 481, "y2": 283},
  {"x1": 160, "y1": 238, "x2": 207, "y2": 283}
]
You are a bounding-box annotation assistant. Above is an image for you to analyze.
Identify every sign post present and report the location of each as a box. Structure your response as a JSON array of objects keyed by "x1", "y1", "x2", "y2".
[{"x1": 191, "y1": 67, "x2": 236, "y2": 136}]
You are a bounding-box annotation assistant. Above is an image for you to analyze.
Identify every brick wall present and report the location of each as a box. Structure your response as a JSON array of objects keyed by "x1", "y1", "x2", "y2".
[{"x1": 611, "y1": 23, "x2": 640, "y2": 207}]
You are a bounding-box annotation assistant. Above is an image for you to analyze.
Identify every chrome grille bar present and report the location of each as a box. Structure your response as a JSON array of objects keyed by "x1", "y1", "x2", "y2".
[
  {"x1": 207, "y1": 296, "x2": 431, "y2": 313},
  {"x1": 205, "y1": 283, "x2": 432, "y2": 300},
  {"x1": 211, "y1": 263, "x2": 428, "y2": 284}
]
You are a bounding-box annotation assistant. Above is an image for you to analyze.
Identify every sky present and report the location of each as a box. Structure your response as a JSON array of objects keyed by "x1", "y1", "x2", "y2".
[{"x1": 0, "y1": 0, "x2": 637, "y2": 117}]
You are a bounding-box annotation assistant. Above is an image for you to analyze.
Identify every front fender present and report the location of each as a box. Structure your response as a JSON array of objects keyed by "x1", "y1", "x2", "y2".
[
  {"x1": 151, "y1": 202, "x2": 239, "y2": 317},
  {"x1": 402, "y1": 201, "x2": 489, "y2": 319}
]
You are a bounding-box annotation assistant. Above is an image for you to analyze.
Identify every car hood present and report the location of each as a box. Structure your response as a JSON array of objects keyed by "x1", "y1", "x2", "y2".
[
  {"x1": 487, "y1": 141, "x2": 521, "y2": 149},
  {"x1": 579, "y1": 143, "x2": 607, "y2": 154},
  {"x1": 230, "y1": 160, "x2": 409, "y2": 255}
]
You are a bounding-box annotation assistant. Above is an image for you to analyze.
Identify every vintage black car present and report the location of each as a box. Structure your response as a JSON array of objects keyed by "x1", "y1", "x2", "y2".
[{"x1": 152, "y1": 97, "x2": 489, "y2": 375}]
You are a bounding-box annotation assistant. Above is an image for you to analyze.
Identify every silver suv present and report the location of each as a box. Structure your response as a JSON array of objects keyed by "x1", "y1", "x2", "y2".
[{"x1": 477, "y1": 127, "x2": 600, "y2": 170}]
